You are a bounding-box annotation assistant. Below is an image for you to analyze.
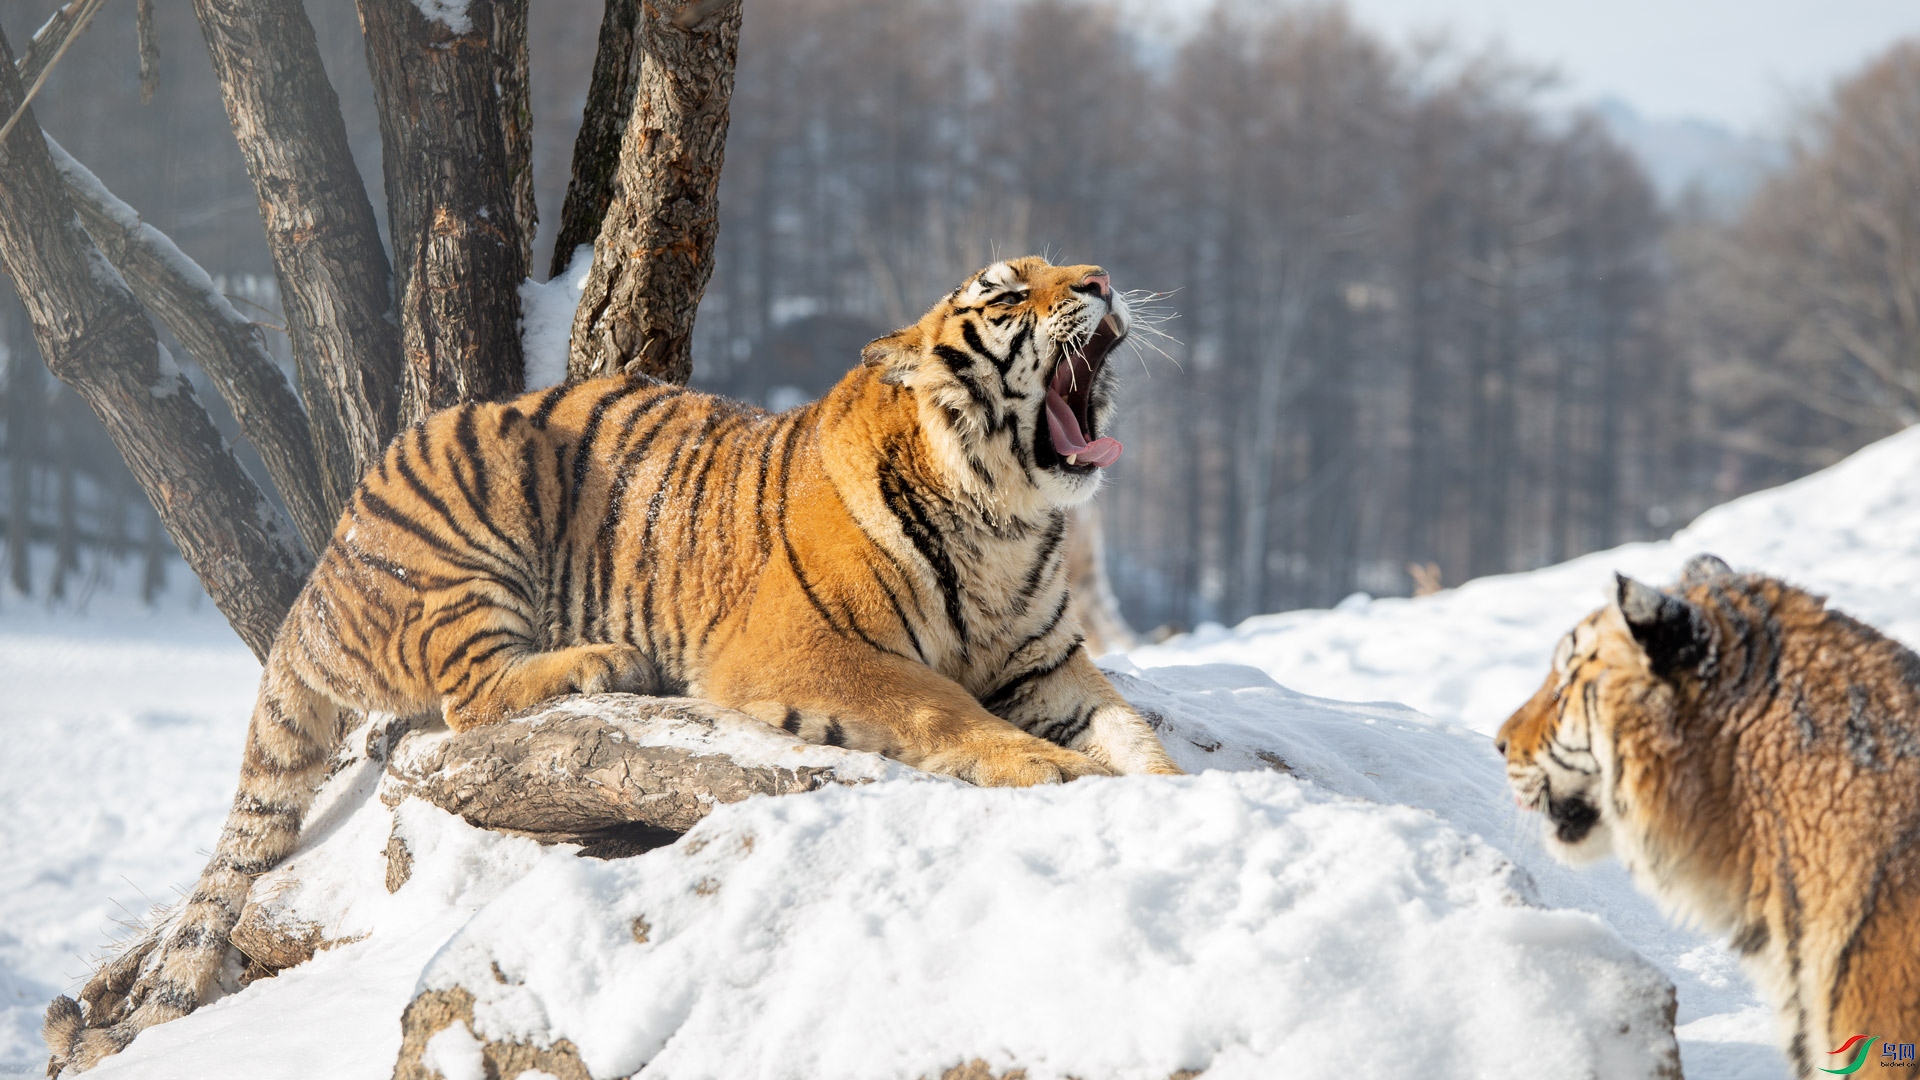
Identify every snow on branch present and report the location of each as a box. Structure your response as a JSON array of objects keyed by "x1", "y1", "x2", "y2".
[{"x1": 40, "y1": 136, "x2": 334, "y2": 555}]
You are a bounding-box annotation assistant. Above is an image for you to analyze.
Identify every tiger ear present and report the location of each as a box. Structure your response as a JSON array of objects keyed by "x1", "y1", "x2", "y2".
[
  {"x1": 1615, "y1": 573, "x2": 1710, "y2": 678},
  {"x1": 1679, "y1": 553, "x2": 1732, "y2": 587},
  {"x1": 862, "y1": 326, "x2": 926, "y2": 387}
]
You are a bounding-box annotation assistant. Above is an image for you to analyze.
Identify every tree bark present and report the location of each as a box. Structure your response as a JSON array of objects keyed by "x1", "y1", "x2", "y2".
[
  {"x1": 193, "y1": 0, "x2": 401, "y2": 514},
  {"x1": 549, "y1": 0, "x2": 642, "y2": 279},
  {"x1": 358, "y1": 0, "x2": 528, "y2": 427},
  {"x1": 42, "y1": 139, "x2": 334, "y2": 556},
  {"x1": 566, "y1": 0, "x2": 742, "y2": 386},
  {"x1": 0, "y1": 27, "x2": 308, "y2": 659},
  {"x1": 492, "y1": 0, "x2": 537, "y2": 270}
]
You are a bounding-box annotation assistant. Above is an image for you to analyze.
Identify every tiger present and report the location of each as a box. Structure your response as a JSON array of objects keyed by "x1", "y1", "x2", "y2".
[
  {"x1": 1496, "y1": 554, "x2": 1920, "y2": 1078},
  {"x1": 44, "y1": 256, "x2": 1182, "y2": 1073}
]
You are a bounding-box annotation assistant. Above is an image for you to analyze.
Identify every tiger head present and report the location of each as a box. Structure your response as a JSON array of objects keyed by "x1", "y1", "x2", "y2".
[
  {"x1": 861, "y1": 256, "x2": 1133, "y2": 512},
  {"x1": 1496, "y1": 554, "x2": 1736, "y2": 869}
]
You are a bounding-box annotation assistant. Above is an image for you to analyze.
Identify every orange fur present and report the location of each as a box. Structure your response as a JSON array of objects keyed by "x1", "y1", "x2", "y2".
[
  {"x1": 47, "y1": 257, "x2": 1180, "y2": 1072},
  {"x1": 1498, "y1": 557, "x2": 1920, "y2": 1076}
]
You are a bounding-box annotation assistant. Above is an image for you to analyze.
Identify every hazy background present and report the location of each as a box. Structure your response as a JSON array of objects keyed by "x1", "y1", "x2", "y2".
[{"x1": 2, "y1": 0, "x2": 1917, "y2": 634}]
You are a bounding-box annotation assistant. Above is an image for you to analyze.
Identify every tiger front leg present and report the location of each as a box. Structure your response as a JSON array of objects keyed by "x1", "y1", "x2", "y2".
[
  {"x1": 707, "y1": 646, "x2": 1111, "y2": 786},
  {"x1": 984, "y1": 646, "x2": 1182, "y2": 775}
]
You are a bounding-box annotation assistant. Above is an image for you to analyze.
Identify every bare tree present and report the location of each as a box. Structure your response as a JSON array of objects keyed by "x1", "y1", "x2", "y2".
[
  {"x1": 0, "y1": 0, "x2": 743, "y2": 656},
  {"x1": 1673, "y1": 41, "x2": 1920, "y2": 490}
]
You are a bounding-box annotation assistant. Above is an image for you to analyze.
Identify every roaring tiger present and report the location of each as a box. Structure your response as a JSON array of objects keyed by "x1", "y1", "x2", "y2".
[
  {"x1": 1497, "y1": 555, "x2": 1920, "y2": 1077},
  {"x1": 45, "y1": 257, "x2": 1181, "y2": 1072}
]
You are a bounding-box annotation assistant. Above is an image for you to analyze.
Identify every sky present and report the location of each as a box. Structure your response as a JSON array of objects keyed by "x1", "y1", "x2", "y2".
[{"x1": 1133, "y1": 0, "x2": 1920, "y2": 134}]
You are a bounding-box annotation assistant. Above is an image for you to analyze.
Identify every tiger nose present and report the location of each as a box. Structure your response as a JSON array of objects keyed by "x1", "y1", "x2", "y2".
[{"x1": 1079, "y1": 271, "x2": 1111, "y2": 299}]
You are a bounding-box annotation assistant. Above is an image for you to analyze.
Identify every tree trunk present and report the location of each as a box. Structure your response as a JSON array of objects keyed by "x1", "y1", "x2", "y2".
[
  {"x1": 3, "y1": 285, "x2": 39, "y2": 595},
  {"x1": 566, "y1": 0, "x2": 742, "y2": 386},
  {"x1": 0, "y1": 26, "x2": 309, "y2": 658},
  {"x1": 51, "y1": 442, "x2": 75, "y2": 599},
  {"x1": 141, "y1": 504, "x2": 168, "y2": 604},
  {"x1": 193, "y1": 0, "x2": 401, "y2": 514},
  {"x1": 550, "y1": 0, "x2": 642, "y2": 279},
  {"x1": 492, "y1": 0, "x2": 537, "y2": 270},
  {"x1": 358, "y1": 0, "x2": 529, "y2": 427},
  {"x1": 42, "y1": 139, "x2": 334, "y2": 556}
]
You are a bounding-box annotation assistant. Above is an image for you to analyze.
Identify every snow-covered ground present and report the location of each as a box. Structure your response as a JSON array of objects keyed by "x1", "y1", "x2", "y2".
[
  {"x1": 13, "y1": 426, "x2": 1920, "y2": 1079},
  {"x1": 0, "y1": 562, "x2": 259, "y2": 1074}
]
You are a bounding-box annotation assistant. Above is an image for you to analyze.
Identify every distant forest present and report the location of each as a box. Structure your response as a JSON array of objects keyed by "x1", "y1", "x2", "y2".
[{"x1": 2, "y1": 0, "x2": 1916, "y2": 632}]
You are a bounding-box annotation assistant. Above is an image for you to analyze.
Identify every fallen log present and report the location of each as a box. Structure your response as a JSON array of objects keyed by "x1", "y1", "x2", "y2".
[{"x1": 380, "y1": 694, "x2": 900, "y2": 842}]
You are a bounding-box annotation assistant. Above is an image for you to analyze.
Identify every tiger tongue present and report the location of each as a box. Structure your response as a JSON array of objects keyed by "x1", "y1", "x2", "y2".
[{"x1": 1044, "y1": 387, "x2": 1123, "y2": 468}]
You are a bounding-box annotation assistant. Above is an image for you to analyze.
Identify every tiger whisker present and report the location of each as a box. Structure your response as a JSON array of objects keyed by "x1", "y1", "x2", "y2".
[{"x1": 1124, "y1": 334, "x2": 1183, "y2": 374}]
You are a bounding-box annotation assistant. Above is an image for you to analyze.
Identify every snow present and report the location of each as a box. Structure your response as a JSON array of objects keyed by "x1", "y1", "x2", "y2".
[
  {"x1": 520, "y1": 247, "x2": 594, "y2": 391},
  {"x1": 421, "y1": 1023, "x2": 486, "y2": 1080},
  {"x1": 18, "y1": 424, "x2": 1920, "y2": 1079},
  {"x1": 45, "y1": 137, "x2": 269, "y2": 342},
  {"x1": 0, "y1": 566, "x2": 258, "y2": 1074},
  {"x1": 420, "y1": 772, "x2": 1673, "y2": 1080},
  {"x1": 410, "y1": 0, "x2": 474, "y2": 35},
  {"x1": 149, "y1": 342, "x2": 187, "y2": 399}
]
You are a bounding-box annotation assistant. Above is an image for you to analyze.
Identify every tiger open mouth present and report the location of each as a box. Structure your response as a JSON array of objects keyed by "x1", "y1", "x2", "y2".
[{"x1": 1044, "y1": 314, "x2": 1124, "y2": 470}]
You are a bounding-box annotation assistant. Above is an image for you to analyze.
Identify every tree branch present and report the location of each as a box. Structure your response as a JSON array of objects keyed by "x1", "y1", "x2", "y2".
[
  {"x1": 41, "y1": 138, "x2": 335, "y2": 556},
  {"x1": 357, "y1": 0, "x2": 527, "y2": 426},
  {"x1": 566, "y1": 0, "x2": 742, "y2": 386},
  {"x1": 193, "y1": 0, "x2": 402, "y2": 513},
  {"x1": 14, "y1": 0, "x2": 106, "y2": 87},
  {"x1": 0, "y1": 27, "x2": 308, "y2": 659},
  {"x1": 0, "y1": 0, "x2": 107, "y2": 145}
]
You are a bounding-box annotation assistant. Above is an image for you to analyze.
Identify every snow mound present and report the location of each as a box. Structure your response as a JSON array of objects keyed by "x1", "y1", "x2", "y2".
[
  {"x1": 424, "y1": 772, "x2": 1673, "y2": 1080},
  {"x1": 77, "y1": 687, "x2": 1678, "y2": 1080}
]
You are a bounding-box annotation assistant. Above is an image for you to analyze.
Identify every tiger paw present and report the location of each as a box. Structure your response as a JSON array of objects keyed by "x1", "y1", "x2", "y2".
[
  {"x1": 44, "y1": 936, "x2": 178, "y2": 1076},
  {"x1": 567, "y1": 644, "x2": 662, "y2": 697},
  {"x1": 48, "y1": 1017, "x2": 137, "y2": 1075},
  {"x1": 926, "y1": 732, "x2": 1113, "y2": 787}
]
